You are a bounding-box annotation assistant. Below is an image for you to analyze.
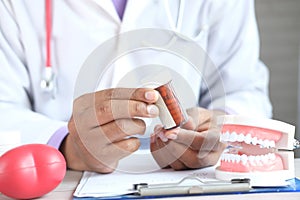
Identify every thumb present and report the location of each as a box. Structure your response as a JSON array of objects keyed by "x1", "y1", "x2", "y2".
[{"x1": 181, "y1": 116, "x2": 196, "y2": 130}]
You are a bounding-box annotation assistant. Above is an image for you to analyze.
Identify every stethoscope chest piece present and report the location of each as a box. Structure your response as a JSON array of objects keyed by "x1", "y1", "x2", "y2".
[{"x1": 40, "y1": 67, "x2": 56, "y2": 98}]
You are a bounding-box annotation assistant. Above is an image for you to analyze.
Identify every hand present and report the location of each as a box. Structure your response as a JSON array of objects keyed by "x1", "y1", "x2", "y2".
[
  {"x1": 60, "y1": 88, "x2": 159, "y2": 173},
  {"x1": 150, "y1": 107, "x2": 226, "y2": 170}
]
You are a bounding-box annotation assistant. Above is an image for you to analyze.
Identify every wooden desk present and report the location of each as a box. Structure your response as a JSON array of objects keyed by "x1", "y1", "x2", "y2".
[{"x1": 1, "y1": 159, "x2": 300, "y2": 200}]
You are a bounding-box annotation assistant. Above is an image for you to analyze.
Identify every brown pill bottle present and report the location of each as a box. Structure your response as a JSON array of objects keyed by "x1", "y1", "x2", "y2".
[{"x1": 155, "y1": 81, "x2": 188, "y2": 129}]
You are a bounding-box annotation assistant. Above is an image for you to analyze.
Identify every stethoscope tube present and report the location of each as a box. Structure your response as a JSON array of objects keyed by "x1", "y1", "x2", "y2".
[
  {"x1": 45, "y1": 0, "x2": 52, "y2": 68},
  {"x1": 40, "y1": 0, "x2": 56, "y2": 98}
]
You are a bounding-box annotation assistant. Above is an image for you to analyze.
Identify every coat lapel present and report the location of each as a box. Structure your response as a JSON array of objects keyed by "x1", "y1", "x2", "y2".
[{"x1": 93, "y1": 0, "x2": 121, "y2": 23}]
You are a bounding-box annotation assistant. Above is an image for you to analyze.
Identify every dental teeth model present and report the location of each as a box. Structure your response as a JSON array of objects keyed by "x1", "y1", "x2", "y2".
[{"x1": 215, "y1": 115, "x2": 296, "y2": 187}]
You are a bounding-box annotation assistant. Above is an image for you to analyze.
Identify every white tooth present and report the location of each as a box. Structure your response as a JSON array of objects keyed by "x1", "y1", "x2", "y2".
[
  {"x1": 229, "y1": 132, "x2": 238, "y2": 142},
  {"x1": 228, "y1": 154, "x2": 233, "y2": 162},
  {"x1": 230, "y1": 154, "x2": 236, "y2": 163},
  {"x1": 224, "y1": 154, "x2": 229, "y2": 162},
  {"x1": 255, "y1": 155, "x2": 263, "y2": 166},
  {"x1": 221, "y1": 154, "x2": 226, "y2": 161},
  {"x1": 262, "y1": 154, "x2": 268, "y2": 161},
  {"x1": 230, "y1": 155, "x2": 235, "y2": 163},
  {"x1": 260, "y1": 155, "x2": 265, "y2": 161},
  {"x1": 245, "y1": 134, "x2": 252, "y2": 144},
  {"x1": 260, "y1": 140, "x2": 266, "y2": 148},
  {"x1": 237, "y1": 134, "x2": 244, "y2": 142},
  {"x1": 263, "y1": 140, "x2": 270, "y2": 148},
  {"x1": 251, "y1": 137, "x2": 258, "y2": 145},
  {"x1": 248, "y1": 155, "x2": 255, "y2": 163},
  {"x1": 270, "y1": 140, "x2": 276, "y2": 148},
  {"x1": 255, "y1": 155, "x2": 261, "y2": 162},
  {"x1": 224, "y1": 131, "x2": 230, "y2": 141},
  {"x1": 241, "y1": 154, "x2": 248, "y2": 165},
  {"x1": 226, "y1": 155, "x2": 231, "y2": 162},
  {"x1": 234, "y1": 154, "x2": 241, "y2": 163},
  {"x1": 257, "y1": 139, "x2": 263, "y2": 146},
  {"x1": 265, "y1": 154, "x2": 271, "y2": 162},
  {"x1": 224, "y1": 154, "x2": 230, "y2": 162},
  {"x1": 261, "y1": 155, "x2": 269, "y2": 164},
  {"x1": 248, "y1": 156, "x2": 255, "y2": 165}
]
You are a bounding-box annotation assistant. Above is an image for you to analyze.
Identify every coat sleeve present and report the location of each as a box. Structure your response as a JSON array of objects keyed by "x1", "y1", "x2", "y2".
[
  {"x1": 199, "y1": 0, "x2": 272, "y2": 117},
  {"x1": 0, "y1": 2, "x2": 66, "y2": 145}
]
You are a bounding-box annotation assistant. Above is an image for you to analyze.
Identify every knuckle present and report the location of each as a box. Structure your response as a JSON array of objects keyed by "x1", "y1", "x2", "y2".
[
  {"x1": 134, "y1": 102, "x2": 146, "y2": 114},
  {"x1": 104, "y1": 89, "x2": 114, "y2": 99},
  {"x1": 97, "y1": 103, "x2": 111, "y2": 115},
  {"x1": 116, "y1": 119, "x2": 127, "y2": 132},
  {"x1": 131, "y1": 88, "x2": 141, "y2": 96}
]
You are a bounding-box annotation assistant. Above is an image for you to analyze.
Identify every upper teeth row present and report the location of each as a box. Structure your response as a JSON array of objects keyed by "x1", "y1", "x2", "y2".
[{"x1": 220, "y1": 131, "x2": 276, "y2": 148}]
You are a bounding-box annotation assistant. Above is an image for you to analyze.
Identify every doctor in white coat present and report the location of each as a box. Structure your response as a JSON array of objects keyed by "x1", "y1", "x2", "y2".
[{"x1": 0, "y1": 0, "x2": 272, "y2": 173}]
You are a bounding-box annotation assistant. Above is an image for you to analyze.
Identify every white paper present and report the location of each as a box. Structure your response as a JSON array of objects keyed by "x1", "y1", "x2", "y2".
[{"x1": 74, "y1": 150, "x2": 217, "y2": 198}]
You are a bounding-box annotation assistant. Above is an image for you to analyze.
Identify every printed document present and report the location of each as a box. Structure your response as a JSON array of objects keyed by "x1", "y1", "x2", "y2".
[{"x1": 74, "y1": 150, "x2": 217, "y2": 198}]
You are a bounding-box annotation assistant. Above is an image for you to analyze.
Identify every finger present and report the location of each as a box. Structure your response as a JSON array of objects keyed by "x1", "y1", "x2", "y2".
[
  {"x1": 108, "y1": 137, "x2": 141, "y2": 161},
  {"x1": 181, "y1": 109, "x2": 208, "y2": 131},
  {"x1": 156, "y1": 140, "x2": 187, "y2": 171},
  {"x1": 64, "y1": 128, "x2": 119, "y2": 173},
  {"x1": 85, "y1": 157, "x2": 119, "y2": 174},
  {"x1": 166, "y1": 141, "x2": 200, "y2": 169},
  {"x1": 74, "y1": 88, "x2": 159, "y2": 110},
  {"x1": 95, "y1": 88, "x2": 159, "y2": 103},
  {"x1": 101, "y1": 118, "x2": 146, "y2": 143},
  {"x1": 74, "y1": 99, "x2": 159, "y2": 126},
  {"x1": 197, "y1": 141, "x2": 227, "y2": 159},
  {"x1": 151, "y1": 137, "x2": 181, "y2": 168},
  {"x1": 181, "y1": 116, "x2": 196, "y2": 130},
  {"x1": 153, "y1": 125, "x2": 179, "y2": 142},
  {"x1": 185, "y1": 107, "x2": 211, "y2": 128},
  {"x1": 166, "y1": 141, "x2": 222, "y2": 169},
  {"x1": 184, "y1": 107, "x2": 223, "y2": 131},
  {"x1": 151, "y1": 136, "x2": 190, "y2": 170},
  {"x1": 69, "y1": 128, "x2": 140, "y2": 172},
  {"x1": 82, "y1": 119, "x2": 146, "y2": 148},
  {"x1": 196, "y1": 122, "x2": 211, "y2": 132},
  {"x1": 169, "y1": 159, "x2": 187, "y2": 170},
  {"x1": 163, "y1": 128, "x2": 179, "y2": 140},
  {"x1": 154, "y1": 124, "x2": 163, "y2": 132},
  {"x1": 92, "y1": 137, "x2": 140, "y2": 167},
  {"x1": 173, "y1": 128, "x2": 222, "y2": 152},
  {"x1": 100, "y1": 99, "x2": 159, "y2": 124},
  {"x1": 157, "y1": 130, "x2": 169, "y2": 142},
  {"x1": 197, "y1": 150, "x2": 224, "y2": 167}
]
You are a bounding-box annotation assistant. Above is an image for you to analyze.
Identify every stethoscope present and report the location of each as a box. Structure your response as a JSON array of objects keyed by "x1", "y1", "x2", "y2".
[
  {"x1": 40, "y1": 0, "x2": 209, "y2": 98},
  {"x1": 40, "y1": 0, "x2": 56, "y2": 98}
]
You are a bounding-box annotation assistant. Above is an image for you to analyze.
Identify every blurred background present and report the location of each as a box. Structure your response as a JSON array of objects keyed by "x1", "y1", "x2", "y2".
[{"x1": 255, "y1": 0, "x2": 300, "y2": 157}]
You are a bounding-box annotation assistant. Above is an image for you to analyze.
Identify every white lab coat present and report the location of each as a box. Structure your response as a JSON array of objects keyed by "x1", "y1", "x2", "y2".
[{"x1": 0, "y1": 0, "x2": 272, "y2": 144}]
